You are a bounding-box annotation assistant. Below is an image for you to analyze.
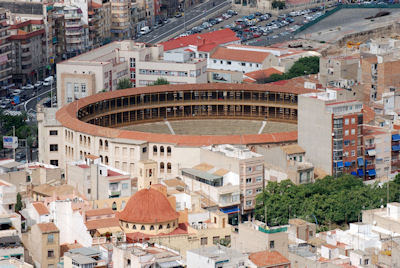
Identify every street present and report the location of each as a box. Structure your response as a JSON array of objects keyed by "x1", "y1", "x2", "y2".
[{"x1": 137, "y1": 0, "x2": 230, "y2": 43}]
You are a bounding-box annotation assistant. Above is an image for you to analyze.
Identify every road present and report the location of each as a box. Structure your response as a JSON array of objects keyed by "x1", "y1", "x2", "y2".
[
  {"x1": 20, "y1": 85, "x2": 55, "y2": 112},
  {"x1": 137, "y1": 0, "x2": 230, "y2": 43}
]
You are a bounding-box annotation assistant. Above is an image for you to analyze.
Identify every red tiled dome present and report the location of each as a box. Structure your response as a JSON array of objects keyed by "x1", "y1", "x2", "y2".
[{"x1": 118, "y1": 188, "x2": 179, "y2": 224}]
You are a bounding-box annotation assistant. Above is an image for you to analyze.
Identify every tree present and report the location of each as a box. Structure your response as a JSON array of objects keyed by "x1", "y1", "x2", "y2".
[
  {"x1": 257, "y1": 56, "x2": 320, "y2": 84},
  {"x1": 255, "y1": 174, "x2": 395, "y2": 230},
  {"x1": 15, "y1": 193, "x2": 22, "y2": 212},
  {"x1": 272, "y1": 0, "x2": 285, "y2": 9},
  {"x1": 151, "y1": 78, "x2": 169, "y2": 86},
  {"x1": 117, "y1": 78, "x2": 132, "y2": 90}
]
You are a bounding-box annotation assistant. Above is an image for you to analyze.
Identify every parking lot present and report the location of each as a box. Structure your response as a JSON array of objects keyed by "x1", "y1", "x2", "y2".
[{"x1": 162, "y1": 6, "x2": 335, "y2": 47}]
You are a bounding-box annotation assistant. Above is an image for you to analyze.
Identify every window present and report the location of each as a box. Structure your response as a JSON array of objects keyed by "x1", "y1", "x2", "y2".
[
  {"x1": 167, "y1": 146, "x2": 171, "y2": 156},
  {"x1": 351, "y1": 150, "x2": 355, "y2": 157},
  {"x1": 141, "y1": 225, "x2": 145, "y2": 230},
  {"x1": 49, "y1": 130, "x2": 58, "y2": 136},
  {"x1": 112, "y1": 202, "x2": 117, "y2": 210},
  {"x1": 241, "y1": 62, "x2": 246, "y2": 66},
  {"x1": 160, "y1": 162, "x2": 165, "y2": 172},
  {"x1": 351, "y1": 118, "x2": 355, "y2": 124},
  {"x1": 74, "y1": 83, "x2": 79, "y2": 93},
  {"x1": 246, "y1": 200, "x2": 252, "y2": 206},
  {"x1": 256, "y1": 188, "x2": 262, "y2": 193},
  {"x1": 122, "y1": 183, "x2": 128, "y2": 189},
  {"x1": 81, "y1": 83, "x2": 86, "y2": 93},
  {"x1": 246, "y1": 178, "x2": 252, "y2": 184},
  {"x1": 213, "y1": 236, "x2": 220, "y2": 244},
  {"x1": 167, "y1": 162, "x2": 171, "y2": 173},
  {"x1": 227, "y1": 61, "x2": 231, "y2": 65},
  {"x1": 47, "y1": 234, "x2": 54, "y2": 243},
  {"x1": 167, "y1": 223, "x2": 170, "y2": 228},
  {"x1": 351, "y1": 129, "x2": 355, "y2": 135},
  {"x1": 345, "y1": 130, "x2": 349, "y2": 136},
  {"x1": 256, "y1": 176, "x2": 262, "y2": 182},
  {"x1": 48, "y1": 250, "x2": 54, "y2": 258},
  {"x1": 246, "y1": 189, "x2": 252, "y2": 196},
  {"x1": 50, "y1": 144, "x2": 58, "y2": 152},
  {"x1": 213, "y1": 60, "x2": 217, "y2": 63},
  {"x1": 256, "y1": 165, "x2": 263, "y2": 171},
  {"x1": 345, "y1": 119, "x2": 349, "y2": 125},
  {"x1": 269, "y1": 240, "x2": 275, "y2": 249},
  {"x1": 364, "y1": 259, "x2": 369, "y2": 265},
  {"x1": 201, "y1": 237, "x2": 208, "y2": 245},
  {"x1": 159, "y1": 225, "x2": 163, "y2": 229},
  {"x1": 142, "y1": 147, "x2": 147, "y2": 153},
  {"x1": 50, "y1": 160, "x2": 58, "y2": 166},
  {"x1": 150, "y1": 225, "x2": 154, "y2": 230}
]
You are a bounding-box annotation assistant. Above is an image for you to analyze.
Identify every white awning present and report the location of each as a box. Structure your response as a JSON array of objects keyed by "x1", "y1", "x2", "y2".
[{"x1": 367, "y1": 150, "x2": 376, "y2": 156}]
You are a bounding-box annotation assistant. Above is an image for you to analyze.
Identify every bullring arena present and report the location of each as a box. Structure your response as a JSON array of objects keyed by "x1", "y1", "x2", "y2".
[{"x1": 41, "y1": 83, "x2": 315, "y2": 176}]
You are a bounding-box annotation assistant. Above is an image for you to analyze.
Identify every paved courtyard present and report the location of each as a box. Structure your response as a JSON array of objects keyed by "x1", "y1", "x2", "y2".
[{"x1": 297, "y1": 8, "x2": 400, "y2": 43}]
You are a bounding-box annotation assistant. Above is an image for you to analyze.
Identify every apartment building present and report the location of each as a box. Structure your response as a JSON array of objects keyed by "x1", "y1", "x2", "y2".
[
  {"x1": 88, "y1": 0, "x2": 111, "y2": 47},
  {"x1": 28, "y1": 223, "x2": 60, "y2": 268},
  {"x1": 0, "y1": 1, "x2": 55, "y2": 75},
  {"x1": 0, "y1": 8, "x2": 11, "y2": 94},
  {"x1": 8, "y1": 20, "x2": 48, "y2": 85},
  {"x1": 319, "y1": 55, "x2": 359, "y2": 88},
  {"x1": 200, "y1": 145, "x2": 264, "y2": 221},
  {"x1": 66, "y1": 155, "x2": 132, "y2": 201},
  {"x1": 256, "y1": 144, "x2": 314, "y2": 185},
  {"x1": 56, "y1": 41, "x2": 207, "y2": 106},
  {"x1": 63, "y1": 247, "x2": 107, "y2": 268},
  {"x1": 187, "y1": 246, "x2": 248, "y2": 268},
  {"x1": 298, "y1": 89, "x2": 364, "y2": 176},
  {"x1": 111, "y1": 0, "x2": 131, "y2": 40},
  {"x1": 362, "y1": 125, "x2": 391, "y2": 179},
  {"x1": 53, "y1": 13, "x2": 65, "y2": 62},
  {"x1": 181, "y1": 162, "x2": 241, "y2": 225},
  {"x1": 62, "y1": 5, "x2": 89, "y2": 57}
]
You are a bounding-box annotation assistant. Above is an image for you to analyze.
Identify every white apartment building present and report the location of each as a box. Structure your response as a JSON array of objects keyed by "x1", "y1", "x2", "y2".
[
  {"x1": 56, "y1": 41, "x2": 207, "y2": 106},
  {"x1": 0, "y1": 179, "x2": 17, "y2": 214}
]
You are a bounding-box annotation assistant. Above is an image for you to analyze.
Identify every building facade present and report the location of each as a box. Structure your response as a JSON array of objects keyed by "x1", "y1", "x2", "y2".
[{"x1": 0, "y1": 8, "x2": 11, "y2": 94}]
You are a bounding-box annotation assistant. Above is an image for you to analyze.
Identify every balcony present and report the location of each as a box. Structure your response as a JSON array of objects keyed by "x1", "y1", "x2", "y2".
[
  {"x1": 66, "y1": 37, "x2": 83, "y2": 44},
  {"x1": 365, "y1": 143, "x2": 375, "y2": 150},
  {"x1": 64, "y1": 13, "x2": 82, "y2": 20}
]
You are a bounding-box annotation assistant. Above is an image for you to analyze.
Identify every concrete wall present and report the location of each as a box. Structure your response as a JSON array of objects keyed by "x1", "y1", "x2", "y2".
[{"x1": 298, "y1": 96, "x2": 333, "y2": 175}]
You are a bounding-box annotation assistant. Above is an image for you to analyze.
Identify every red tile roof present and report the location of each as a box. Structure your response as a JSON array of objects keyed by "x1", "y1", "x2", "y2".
[
  {"x1": 77, "y1": 164, "x2": 90, "y2": 169},
  {"x1": 211, "y1": 47, "x2": 270, "y2": 63},
  {"x1": 85, "y1": 217, "x2": 120, "y2": 230},
  {"x1": 363, "y1": 105, "x2": 375, "y2": 124},
  {"x1": 32, "y1": 202, "x2": 50, "y2": 215},
  {"x1": 249, "y1": 251, "x2": 290, "y2": 267},
  {"x1": 85, "y1": 208, "x2": 114, "y2": 217},
  {"x1": 244, "y1": 68, "x2": 283, "y2": 83},
  {"x1": 107, "y1": 169, "x2": 122, "y2": 177},
  {"x1": 37, "y1": 222, "x2": 59, "y2": 233},
  {"x1": 118, "y1": 188, "x2": 179, "y2": 224},
  {"x1": 160, "y1": 29, "x2": 239, "y2": 51}
]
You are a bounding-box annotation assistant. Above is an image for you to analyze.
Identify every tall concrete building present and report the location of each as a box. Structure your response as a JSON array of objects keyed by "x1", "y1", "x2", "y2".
[
  {"x1": 0, "y1": 8, "x2": 11, "y2": 95},
  {"x1": 298, "y1": 89, "x2": 365, "y2": 177},
  {"x1": 110, "y1": 0, "x2": 131, "y2": 40}
]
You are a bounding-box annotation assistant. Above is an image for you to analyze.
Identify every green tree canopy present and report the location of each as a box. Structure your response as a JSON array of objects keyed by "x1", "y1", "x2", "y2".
[
  {"x1": 15, "y1": 193, "x2": 22, "y2": 212},
  {"x1": 255, "y1": 174, "x2": 400, "y2": 230},
  {"x1": 257, "y1": 56, "x2": 320, "y2": 84},
  {"x1": 151, "y1": 78, "x2": 169, "y2": 86},
  {"x1": 117, "y1": 78, "x2": 133, "y2": 90},
  {"x1": 272, "y1": 0, "x2": 286, "y2": 9}
]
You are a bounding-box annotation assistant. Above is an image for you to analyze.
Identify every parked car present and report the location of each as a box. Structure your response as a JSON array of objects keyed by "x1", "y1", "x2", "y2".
[
  {"x1": 22, "y1": 84, "x2": 34, "y2": 90},
  {"x1": 34, "y1": 81, "x2": 43, "y2": 88}
]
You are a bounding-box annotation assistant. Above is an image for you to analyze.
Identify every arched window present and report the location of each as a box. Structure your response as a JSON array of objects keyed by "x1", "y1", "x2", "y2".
[
  {"x1": 99, "y1": 139, "x2": 103, "y2": 148},
  {"x1": 71, "y1": 133, "x2": 73, "y2": 140},
  {"x1": 88, "y1": 137, "x2": 91, "y2": 146},
  {"x1": 80, "y1": 151, "x2": 83, "y2": 160},
  {"x1": 150, "y1": 225, "x2": 154, "y2": 230},
  {"x1": 105, "y1": 156, "x2": 109, "y2": 164},
  {"x1": 112, "y1": 202, "x2": 117, "y2": 211},
  {"x1": 121, "y1": 201, "x2": 126, "y2": 209},
  {"x1": 80, "y1": 135, "x2": 82, "y2": 144},
  {"x1": 100, "y1": 155, "x2": 103, "y2": 163},
  {"x1": 84, "y1": 136, "x2": 87, "y2": 145},
  {"x1": 126, "y1": 223, "x2": 129, "y2": 228},
  {"x1": 167, "y1": 146, "x2": 171, "y2": 156},
  {"x1": 65, "y1": 130, "x2": 67, "y2": 137},
  {"x1": 160, "y1": 162, "x2": 165, "y2": 173},
  {"x1": 167, "y1": 223, "x2": 170, "y2": 228},
  {"x1": 160, "y1": 146, "x2": 165, "y2": 156},
  {"x1": 105, "y1": 140, "x2": 108, "y2": 149},
  {"x1": 133, "y1": 225, "x2": 136, "y2": 230},
  {"x1": 153, "y1": 145, "x2": 158, "y2": 155},
  {"x1": 167, "y1": 162, "x2": 171, "y2": 173},
  {"x1": 141, "y1": 225, "x2": 145, "y2": 230},
  {"x1": 159, "y1": 225, "x2": 163, "y2": 230},
  {"x1": 173, "y1": 221, "x2": 175, "y2": 227}
]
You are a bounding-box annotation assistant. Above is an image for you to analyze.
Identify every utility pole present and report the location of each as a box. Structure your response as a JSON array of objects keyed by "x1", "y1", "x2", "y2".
[
  {"x1": 12, "y1": 126, "x2": 15, "y2": 160},
  {"x1": 50, "y1": 79, "x2": 53, "y2": 108}
]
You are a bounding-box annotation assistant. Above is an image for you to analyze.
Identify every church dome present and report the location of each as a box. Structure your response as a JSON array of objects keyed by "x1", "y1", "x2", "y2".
[{"x1": 118, "y1": 188, "x2": 179, "y2": 224}]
